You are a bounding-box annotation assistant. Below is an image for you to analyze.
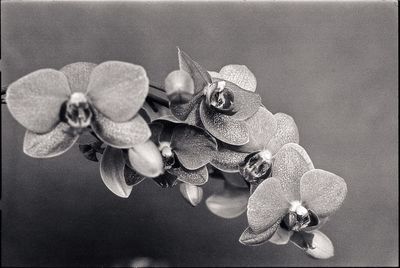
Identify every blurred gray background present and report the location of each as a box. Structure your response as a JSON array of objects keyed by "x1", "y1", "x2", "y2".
[{"x1": 1, "y1": 1, "x2": 398, "y2": 267}]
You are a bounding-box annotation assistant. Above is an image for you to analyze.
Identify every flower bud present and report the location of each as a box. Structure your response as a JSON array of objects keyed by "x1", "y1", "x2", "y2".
[
  {"x1": 179, "y1": 183, "x2": 203, "y2": 207},
  {"x1": 164, "y1": 70, "x2": 194, "y2": 104},
  {"x1": 128, "y1": 139, "x2": 164, "y2": 178}
]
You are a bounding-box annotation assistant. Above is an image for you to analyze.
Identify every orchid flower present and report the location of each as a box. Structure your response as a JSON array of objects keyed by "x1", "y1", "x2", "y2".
[
  {"x1": 169, "y1": 49, "x2": 262, "y2": 146},
  {"x1": 239, "y1": 143, "x2": 347, "y2": 259},
  {"x1": 6, "y1": 61, "x2": 150, "y2": 158}
]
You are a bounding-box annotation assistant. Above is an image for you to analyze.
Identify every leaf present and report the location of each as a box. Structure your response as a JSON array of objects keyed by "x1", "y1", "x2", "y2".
[
  {"x1": 60, "y1": 62, "x2": 97, "y2": 93},
  {"x1": 300, "y1": 169, "x2": 347, "y2": 218},
  {"x1": 210, "y1": 142, "x2": 249, "y2": 173},
  {"x1": 247, "y1": 177, "x2": 289, "y2": 234},
  {"x1": 128, "y1": 140, "x2": 164, "y2": 178},
  {"x1": 6, "y1": 69, "x2": 70, "y2": 133},
  {"x1": 100, "y1": 146, "x2": 133, "y2": 198},
  {"x1": 200, "y1": 100, "x2": 249, "y2": 146},
  {"x1": 179, "y1": 183, "x2": 203, "y2": 207},
  {"x1": 178, "y1": 48, "x2": 212, "y2": 93},
  {"x1": 267, "y1": 113, "x2": 299, "y2": 156},
  {"x1": 268, "y1": 225, "x2": 293, "y2": 245},
  {"x1": 271, "y1": 143, "x2": 314, "y2": 202},
  {"x1": 169, "y1": 165, "x2": 208, "y2": 185},
  {"x1": 87, "y1": 61, "x2": 149, "y2": 122},
  {"x1": 218, "y1": 65, "x2": 257, "y2": 92},
  {"x1": 206, "y1": 182, "x2": 249, "y2": 219},
  {"x1": 171, "y1": 125, "x2": 217, "y2": 170},
  {"x1": 23, "y1": 122, "x2": 78, "y2": 158},
  {"x1": 239, "y1": 222, "x2": 280, "y2": 246},
  {"x1": 91, "y1": 110, "x2": 151, "y2": 149},
  {"x1": 236, "y1": 106, "x2": 277, "y2": 153}
]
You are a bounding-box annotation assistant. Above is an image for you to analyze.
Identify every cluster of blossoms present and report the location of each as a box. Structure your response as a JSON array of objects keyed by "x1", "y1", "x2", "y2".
[{"x1": 4, "y1": 48, "x2": 347, "y2": 260}]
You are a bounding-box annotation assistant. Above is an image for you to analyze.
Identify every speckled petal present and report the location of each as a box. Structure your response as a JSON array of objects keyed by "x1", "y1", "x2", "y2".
[
  {"x1": 100, "y1": 146, "x2": 133, "y2": 198},
  {"x1": 239, "y1": 222, "x2": 280, "y2": 246},
  {"x1": 247, "y1": 177, "x2": 290, "y2": 233},
  {"x1": 152, "y1": 172, "x2": 178, "y2": 188},
  {"x1": 124, "y1": 165, "x2": 146, "y2": 186},
  {"x1": 223, "y1": 80, "x2": 261, "y2": 120},
  {"x1": 91, "y1": 111, "x2": 151, "y2": 149},
  {"x1": 170, "y1": 91, "x2": 203, "y2": 121},
  {"x1": 208, "y1": 71, "x2": 223, "y2": 81},
  {"x1": 300, "y1": 169, "x2": 347, "y2": 218},
  {"x1": 271, "y1": 143, "x2": 314, "y2": 201},
  {"x1": 210, "y1": 142, "x2": 249, "y2": 172},
  {"x1": 200, "y1": 100, "x2": 249, "y2": 146},
  {"x1": 178, "y1": 48, "x2": 212, "y2": 92},
  {"x1": 6, "y1": 69, "x2": 70, "y2": 134},
  {"x1": 169, "y1": 165, "x2": 208, "y2": 185},
  {"x1": 267, "y1": 113, "x2": 299, "y2": 155},
  {"x1": 60, "y1": 62, "x2": 97, "y2": 93},
  {"x1": 206, "y1": 182, "x2": 249, "y2": 219},
  {"x1": 237, "y1": 107, "x2": 277, "y2": 153},
  {"x1": 87, "y1": 61, "x2": 148, "y2": 122},
  {"x1": 172, "y1": 125, "x2": 217, "y2": 170},
  {"x1": 268, "y1": 225, "x2": 293, "y2": 245},
  {"x1": 23, "y1": 122, "x2": 78, "y2": 158},
  {"x1": 219, "y1": 65, "x2": 257, "y2": 92}
]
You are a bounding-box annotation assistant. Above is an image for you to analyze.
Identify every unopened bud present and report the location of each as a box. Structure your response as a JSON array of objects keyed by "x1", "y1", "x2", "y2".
[
  {"x1": 128, "y1": 139, "x2": 164, "y2": 178},
  {"x1": 165, "y1": 70, "x2": 194, "y2": 104},
  {"x1": 179, "y1": 183, "x2": 203, "y2": 206}
]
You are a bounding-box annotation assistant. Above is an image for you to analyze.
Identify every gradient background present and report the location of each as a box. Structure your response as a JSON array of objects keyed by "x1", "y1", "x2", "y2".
[{"x1": 1, "y1": 1, "x2": 398, "y2": 267}]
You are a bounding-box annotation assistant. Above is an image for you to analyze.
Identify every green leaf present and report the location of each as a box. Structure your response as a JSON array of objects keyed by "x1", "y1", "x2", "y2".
[
  {"x1": 200, "y1": 100, "x2": 249, "y2": 146},
  {"x1": 91, "y1": 110, "x2": 151, "y2": 149},
  {"x1": 271, "y1": 143, "x2": 314, "y2": 202},
  {"x1": 206, "y1": 181, "x2": 249, "y2": 219},
  {"x1": 247, "y1": 177, "x2": 289, "y2": 234},
  {"x1": 100, "y1": 146, "x2": 133, "y2": 198},
  {"x1": 218, "y1": 64, "x2": 257, "y2": 92},
  {"x1": 6, "y1": 69, "x2": 70, "y2": 133},
  {"x1": 300, "y1": 169, "x2": 347, "y2": 218},
  {"x1": 179, "y1": 183, "x2": 203, "y2": 207},
  {"x1": 23, "y1": 122, "x2": 78, "y2": 158},
  {"x1": 171, "y1": 125, "x2": 217, "y2": 170},
  {"x1": 60, "y1": 62, "x2": 97, "y2": 93},
  {"x1": 267, "y1": 113, "x2": 299, "y2": 156},
  {"x1": 87, "y1": 61, "x2": 148, "y2": 122},
  {"x1": 178, "y1": 48, "x2": 212, "y2": 93}
]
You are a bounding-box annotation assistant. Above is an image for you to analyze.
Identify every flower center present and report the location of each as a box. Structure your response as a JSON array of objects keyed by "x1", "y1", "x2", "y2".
[
  {"x1": 203, "y1": 81, "x2": 235, "y2": 114},
  {"x1": 282, "y1": 201, "x2": 312, "y2": 232},
  {"x1": 159, "y1": 142, "x2": 176, "y2": 170},
  {"x1": 239, "y1": 149, "x2": 272, "y2": 184},
  {"x1": 62, "y1": 92, "x2": 93, "y2": 129}
]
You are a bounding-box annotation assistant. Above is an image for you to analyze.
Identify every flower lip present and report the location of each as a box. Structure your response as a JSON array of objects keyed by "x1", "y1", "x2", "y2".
[
  {"x1": 280, "y1": 201, "x2": 319, "y2": 232},
  {"x1": 239, "y1": 149, "x2": 273, "y2": 184},
  {"x1": 61, "y1": 92, "x2": 93, "y2": 130},
  {"x1": 204, "y1": 81, "x2": 236, "y2": 115},
  {"x1": 159, "y1": 141, "x2": 176, "y2": 170}
]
